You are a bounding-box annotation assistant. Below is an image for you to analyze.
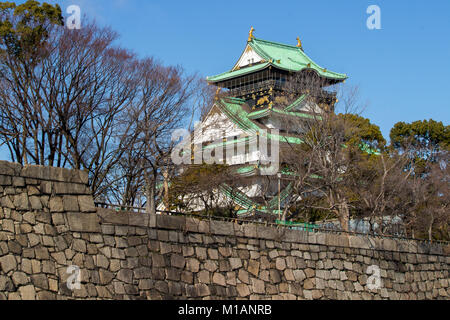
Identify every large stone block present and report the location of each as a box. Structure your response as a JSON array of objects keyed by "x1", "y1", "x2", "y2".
[
  {"x1": 21, "y1": 165, "x2": 53, "y2": 181},
  {"x1": 63, "y1": 196, "x2": 79, "y2": 212},
  {"x1": 116, "y1": 269, "x2": 133, "y2": 284},
  {"x1": 242, "y1": 224, "x2": 257, "y2": 238},
  {"x1": 49, "y1": 197, "x2": 64, "y2": 213},
  {"x1": 156, "y1": 215, "x2": 185, "y2": 231},
  {"x1": 210, "y1": 220, "x2": 235, "y2": 236},
  {"x1": 283, "y1": 229, "x2": 303, "y2": 243},
  {"x1": 20, "y1": 165, "x2": 87, "y2": 185},
  {"x1": 96, "y1": 208, "x2": 128, "y2": 225},
  {"x1": 185, "y1": 217, "x2": 199, "y2": 233},
  {"x1": 0, "y1": 255, "x2": 17, "y2": 273},
  {"x1": 229, "y1": 258, "x2": 242, "y2": 270},
  {"x1": 382, "y1": 239, "x2": 397, "y2": 252},
  {"x1": 171, "y1": 254, "x2": 186, "y2": 269},
  {"x1": 128, "y1": 213, "x2": 149, "y2": 227},
  {"x1": 0, "y1": 161, "x2": 21, "y2": 176},
  {"x1": 13, "y1": 193, "x2": 29, "y2": 211},
  {"x1": 251, "y1": 278, "x2": 265, "y2": 294},
  {"x1": 1, "y1": 196, "x2": 15, "y2": 209},
  {"x1": 212, "y1": 273, "x2": 226, "y2": 286},
  {"x1": 54, "y1": 182, "x2": 89, "y2": 195},
  {"x1": 198, "y1": 220, "x2": 209, "y2": 233},
  {"x1": 78, "y1": 196, "x2": 96, "y2": 213},
  {"x1": 18, "y1": 284, "x2": 36, "y2": 300},
  {"x1": 30, "y1": 274, "x2": 49, "y2": 290},
  {"x1": 12, "y1": 177, "x2": 25, "y2": 187},
  {"x1": 66, "y1": 213, "x2": 101, "y2": 233},
  {"x1": 256, "y1": 226, "x2": 279, "y2": 240},
  {"x1": 0, "y1": 175, "x2": 12, "y2": 186},
  {"x1": 236, "y1": 283, "x2": 250, "y2": 297}
]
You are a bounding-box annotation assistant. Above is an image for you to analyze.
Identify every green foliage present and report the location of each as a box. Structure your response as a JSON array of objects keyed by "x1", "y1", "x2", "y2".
[
  {"x1": 390, "y1": 119, "x2": 449, "y2": 154},
  {"x1": 390, "y1": 119, "x2": 449, "y2": 176},
  {"x1": 0, "y1": 1, "x2": 63, "y2": 59},
  {"x1": 338, "y1": 113, "x2": 386, "y2": 151}
]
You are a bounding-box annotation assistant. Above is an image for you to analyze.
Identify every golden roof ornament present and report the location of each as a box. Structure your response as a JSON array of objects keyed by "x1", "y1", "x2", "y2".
[
  {"x1": 296, "y1": 37, "x2": 303, "y2": 49},
  {"x1": 215, "y1": 87, "x2": 222, "y2": 100},
  {"x1": 248, "y1": 26, "x2": 255, "y2": 42}
]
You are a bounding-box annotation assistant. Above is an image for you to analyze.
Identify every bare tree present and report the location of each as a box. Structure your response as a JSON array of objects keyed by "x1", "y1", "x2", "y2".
[
  {"x1": 0, "y1": 10, "x2": 207, "y2": 210},
  {"x1": 272, "y1": 72, "x2": 384, "y2": 232}
]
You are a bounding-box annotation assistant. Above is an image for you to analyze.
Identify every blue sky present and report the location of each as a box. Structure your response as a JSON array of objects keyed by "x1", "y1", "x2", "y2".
[{"x1": 22, "y1": 0, "x2": 450, "y2": 139}]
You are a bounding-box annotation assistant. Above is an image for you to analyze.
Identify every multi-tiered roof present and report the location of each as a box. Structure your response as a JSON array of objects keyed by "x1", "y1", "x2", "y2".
[
  {"x1": 204, "y1": 29, "x2": 347, "y2": 147},
  {"x1": 197, "y1": 29, "x2": 348, "y2": 217},
  {"x1": 207, "y1": 36, "x2": 347, "y2": 84}
]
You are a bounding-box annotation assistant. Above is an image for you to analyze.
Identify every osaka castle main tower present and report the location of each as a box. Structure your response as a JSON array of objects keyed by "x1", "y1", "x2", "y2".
[{"x1": 197, "y1": 28, "x2": 347, "y2": 219}]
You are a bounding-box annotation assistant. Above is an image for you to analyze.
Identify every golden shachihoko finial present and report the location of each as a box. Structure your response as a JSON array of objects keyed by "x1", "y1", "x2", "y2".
[
  {"x1": 248, "y1": 26, "x2": 255, "y2": 42},
  {"x1": 296, "y1": 37, "x2": 302, "y2": 49},
  {"x1": 215, "y1": 87, "x2": 222, "y2": 100}
]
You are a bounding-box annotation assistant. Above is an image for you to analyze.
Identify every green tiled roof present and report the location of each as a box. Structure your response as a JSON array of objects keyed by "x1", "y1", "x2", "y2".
[
  {"x1": 273, "y1": 108, "x2": 322, "y2": 120},
  {"x1": 207, "y1": 38, "x2": 347, "y2": 83},
  {"x1": 247, "y1": 107, "x2": 321, "y2": 121},
  {"x1": 217, "y1": 98, "x2": 260, "y2": 133},
  {"x1": 247, "y1": 108, "x2": 271, "y2": 120},
  {"x1": 284, "y1": 94, "x2": 308, "y2": 111},
  {"x1": 216, "y1": 98, "x2": 303, "y2": 145},
  {"x1": 220, "y1": 182, "x2": 293, "y2": 216},
  {"x1": 207, "y1": 62, "x2": 271, "y2": 83}
]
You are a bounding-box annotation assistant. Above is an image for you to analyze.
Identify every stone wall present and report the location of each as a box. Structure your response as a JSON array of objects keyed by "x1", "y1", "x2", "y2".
[{"x1": 0, "y1": 161, "x2": 448, "y2": 300}]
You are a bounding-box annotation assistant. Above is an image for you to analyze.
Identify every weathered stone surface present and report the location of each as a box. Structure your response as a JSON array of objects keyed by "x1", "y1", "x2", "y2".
[
  {"x1": 212, "y1": 273, "x2": 226, "y2": 286},
  {"x1": 31, "y1": 274, "x2": 48, "y2": 290},
  {"x1": 156, "y1": 215, "x2": 185, "y2": 231},
  {"x1": 0, "y1": 161, "x2": 449, "y2": 301},
  {"x1": 251, "y1": 279, "x2": 265, "y2": 294},
  {"x1": 63, "y1": 196, "x2": 79, "y2": 212},
  {"x1": 218, "y1": 247, "x2": 232, "y2": 258},
  {"x1": 229, "y1": 258, "x2": 242, "y2": 270},
  {"x1": 19, "y1": 285, "x2": 36, "y2": 300},
  {"x1": 248, "y1": 260, "x2": 260, "y2": 277},
  {"x1": 78, "y1": 196, "x2": 96, "y2": 213},
  {"x1": 270, "y1": 269, "x2": 282, "y2": 284},
  {"x1": 49, "y1": 197, "x2": 64, "y2": 213},
  {"x1": 236, "y1": 283, "x2": 250, "y2": 297},
  {"x1": 11, "y1": 272, "x2": 29, "y2": 286},
  {"x1": 66, "y1": 213, "x2": 101, "y2": 233},
  {"x1": 117, "y1": 269, "x2": 133, "y2": 284},
  {"x1": 275, "y1": 258, "x2": 287, "y2": 271},
  {"x1": 13, "y1": 193, "x2": 29, "y2": 211},
  {"x1": 204, "y1": 260, "x2": 218, "y2": 272},
  {"x1": 0, "y1": 276, "x2": 15, "y2": 292},
  {"x1": 99, "y1": 269, "x2": 115, "y2": 284},
  {"x1": 186, "y1": 258, "x2": 200, "y2": 273},
  {"x1": 0, "y1": 255, "x2": 17, "y2": 273},
  {"x1": 210, "y1": 220, "x2": 234, "y2": 236}
]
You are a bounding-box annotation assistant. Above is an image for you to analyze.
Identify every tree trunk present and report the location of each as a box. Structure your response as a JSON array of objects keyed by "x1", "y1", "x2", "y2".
[
  {"x1": 145, "y1": 173, "x2": 156, "y2": 215},
  {"x1": 163, "y1": 169, "x2": 170, "y2": 211},
  {"x1": 338, "y1": 200, "x2": 350, "y2": 233},
  {"x1": 428, "y1": 214, "x2": 434, "y2": 242}
]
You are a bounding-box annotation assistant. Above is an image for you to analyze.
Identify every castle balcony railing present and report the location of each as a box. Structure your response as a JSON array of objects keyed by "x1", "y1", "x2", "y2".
[
  {"x1": 229, "y1": 79, "x2": 284, "y2": 97},
  {"x1": 229, "y1": 79, "x2": 337, "y2": 103}
]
